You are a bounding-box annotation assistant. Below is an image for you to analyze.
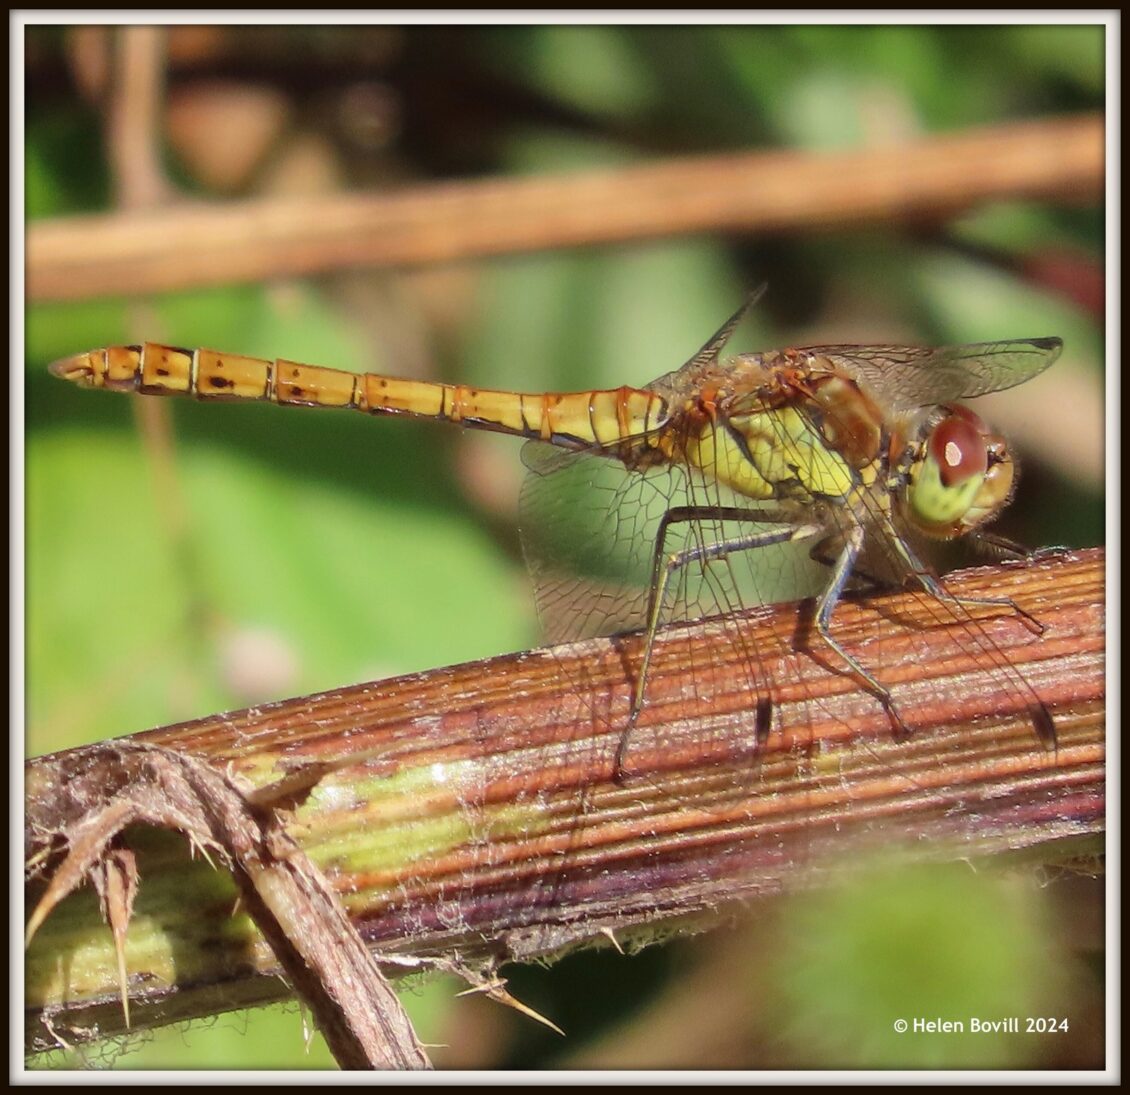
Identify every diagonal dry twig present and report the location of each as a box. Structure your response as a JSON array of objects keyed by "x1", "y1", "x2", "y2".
[
  {"x1": 25, "y1": 548, "x2": 1105, "y2": 1058},
  {"x1": 25, "y1": 745, "x2": 431, "y2": 1069}
]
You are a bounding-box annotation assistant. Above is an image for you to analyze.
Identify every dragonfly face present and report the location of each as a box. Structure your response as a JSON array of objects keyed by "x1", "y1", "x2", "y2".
[{"x1": 896, "y1": 403, "x2": 1017, "y2": 540}]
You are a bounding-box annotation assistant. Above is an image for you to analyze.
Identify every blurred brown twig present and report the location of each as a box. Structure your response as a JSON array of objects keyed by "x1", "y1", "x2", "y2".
[{"x1": 27, "y1": 113, "x2": 1103, "y2": 302}]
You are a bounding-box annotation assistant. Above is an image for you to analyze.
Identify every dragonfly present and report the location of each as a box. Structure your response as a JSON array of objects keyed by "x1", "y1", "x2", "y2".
[{"x1": 49, "y1": 297, "x2": 1063, "y2": 777}]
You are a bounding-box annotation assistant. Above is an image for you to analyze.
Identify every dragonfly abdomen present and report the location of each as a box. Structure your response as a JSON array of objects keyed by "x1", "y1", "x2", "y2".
[
  {"x1": 370, "y1": 376, "x2": 667, "y2": 451},
  {"x1": 49, "y1": 344, "x2": 361, "y2": 405},
  {"x1": 49, "y1": 342, "x2": 669, "y2": 451}
]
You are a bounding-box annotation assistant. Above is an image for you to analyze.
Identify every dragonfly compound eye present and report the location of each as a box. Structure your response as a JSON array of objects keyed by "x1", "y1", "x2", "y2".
[{"x1": 906, "y1": 406, "x2": 1015, "y2": 538}]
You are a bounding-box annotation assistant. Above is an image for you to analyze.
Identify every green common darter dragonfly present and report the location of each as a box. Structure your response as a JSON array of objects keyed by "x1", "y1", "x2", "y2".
[{"x1": 50, "y1": 296, "x2": 1063, "y2": 771}]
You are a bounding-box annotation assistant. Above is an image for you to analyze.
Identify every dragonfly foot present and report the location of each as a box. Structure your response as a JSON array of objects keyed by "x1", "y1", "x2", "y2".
[
  {"x1": 882, "y1": 697, "x2": 912, "y2": 741},
  {"x1": 1015, "y1": 604, "x2": 1048, "y2": 636},
  {"x1": 1027, "y1": 544, "x2": 1072, "y2": 562}
]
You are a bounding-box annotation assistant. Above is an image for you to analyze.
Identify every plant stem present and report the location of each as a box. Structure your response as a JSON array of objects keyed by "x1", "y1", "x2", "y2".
[
  {"x1": 25, "y1": 548, "x2": 1105, "y2": 1055},
  {"x1": 27, "y1": 114, "x2": 1103, "y2": 302}
]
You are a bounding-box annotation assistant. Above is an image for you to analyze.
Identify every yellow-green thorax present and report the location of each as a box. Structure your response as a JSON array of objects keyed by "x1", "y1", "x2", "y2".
[{"x1": 679, "y1": 365, "x2": 886, "y2": 507}]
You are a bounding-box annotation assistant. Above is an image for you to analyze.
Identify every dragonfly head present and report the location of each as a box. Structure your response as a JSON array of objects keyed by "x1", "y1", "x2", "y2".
[{"x1": 901, "y1": 403, "x2": 1016, "y2": 539}]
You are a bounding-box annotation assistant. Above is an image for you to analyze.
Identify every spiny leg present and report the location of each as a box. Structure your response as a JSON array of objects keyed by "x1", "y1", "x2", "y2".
[
  {"x1": 888, "y1": 515, "x2": 1046, "y2": 633},
  {"x1": 615, "y1": 504, "x2": 822, "y2": 779},
  {"x1": 918, "y1": 571, "x2": 1045, "y2": 634},
  {"x1": 973, "y1": 531, "x2": 1070, "y2": 566},
  {"x1": 884, "y1": 518, "x2": 1056, "y2": 749},
  {"x1": 812, "y1": 524, "x2": 910, "y2": 738}
]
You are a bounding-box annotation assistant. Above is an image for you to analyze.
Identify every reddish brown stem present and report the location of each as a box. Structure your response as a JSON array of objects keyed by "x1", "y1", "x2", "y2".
[{"x1": 25, "y1": 548, "x2": 1105, "y2": 1056}]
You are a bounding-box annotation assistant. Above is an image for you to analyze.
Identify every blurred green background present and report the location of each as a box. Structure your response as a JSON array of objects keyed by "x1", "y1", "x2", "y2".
[{"x1": 24, "y1": 22, "x2": 1105, "y2": 1071}]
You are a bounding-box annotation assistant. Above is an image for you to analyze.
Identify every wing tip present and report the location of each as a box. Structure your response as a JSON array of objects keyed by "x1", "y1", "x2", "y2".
[{"x1": 1030, "y1": 336, "x2": 1064, "y2": 361}]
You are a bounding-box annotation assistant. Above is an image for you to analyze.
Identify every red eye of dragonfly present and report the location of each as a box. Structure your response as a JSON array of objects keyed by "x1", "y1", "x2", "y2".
[{"x1": 928, "y1": 406, "x2": 989, "y2": 488}]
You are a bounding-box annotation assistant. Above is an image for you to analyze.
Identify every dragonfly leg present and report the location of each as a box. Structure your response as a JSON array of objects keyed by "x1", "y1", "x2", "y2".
[
  {"x1": 877, "y1": 516, "x2": 1056, "y2": 750},
  {"x1": 815, "y1": 524, "x2": 910, "y2": 738},
  {"x1": 615, "y1": 505, "x2": 822, "y2": 779},
  {"x1": 890, "y1": 519, "x2": 1046, "y2": 634},
  {"x1": 892, "y1": 546, "x2": 1057, "y2": 749},
  {"x1": 916, "y1": 570, "x2": 1045, "y2": 635},
  {"x1": 915, "y1": 561, "x2": 1056, "y2": 749},
  {"x1": 974, "y1": 532, "x2": 1071, "y2": 566}
]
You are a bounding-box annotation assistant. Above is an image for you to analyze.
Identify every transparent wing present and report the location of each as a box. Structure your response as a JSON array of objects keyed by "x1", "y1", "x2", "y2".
[
  {"x1": 519, "y1": 436, "x2": 836, "y2": 800},
  {"x1": 799, "y1": 338, "x2": 1062, "y2": 411},
  {"x1": 519, "y1": 441, "x2": 828, "y2": 645}
]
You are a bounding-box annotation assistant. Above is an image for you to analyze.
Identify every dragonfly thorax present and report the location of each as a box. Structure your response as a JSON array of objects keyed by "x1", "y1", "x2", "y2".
[
  {"x1": 678, "y1": 371, "x2": 889, "y2": 508},
  {"x1": 897, "y1": 403, "x2": 1016, "y2": 540}
]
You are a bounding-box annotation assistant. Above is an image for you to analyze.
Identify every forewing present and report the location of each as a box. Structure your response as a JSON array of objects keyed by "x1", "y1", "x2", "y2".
[{"x1": 805, "y1": 338, "x2": 1062, "y2": 411}]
